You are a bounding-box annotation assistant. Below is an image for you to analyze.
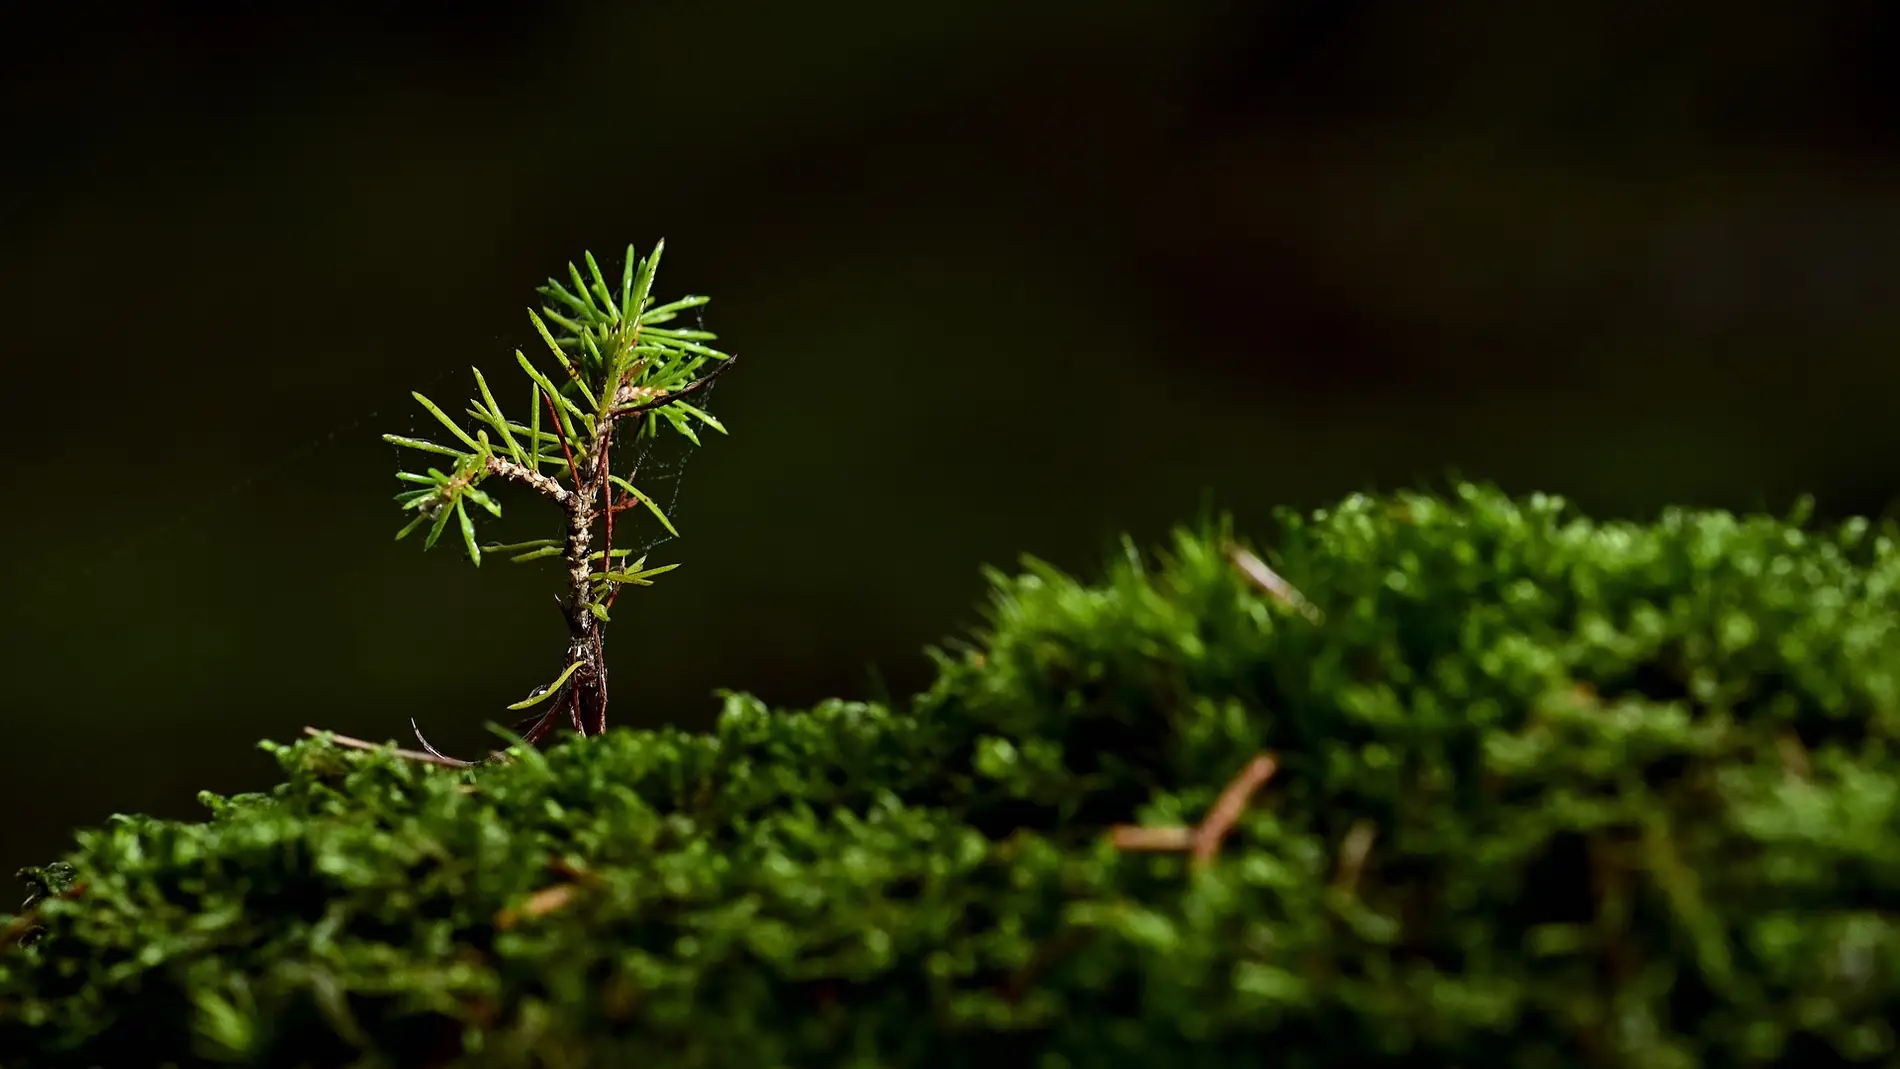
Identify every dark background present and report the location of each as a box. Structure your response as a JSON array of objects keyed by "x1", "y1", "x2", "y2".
[{"x1": 5, "y1": 2, "x2": 1900, "y2": 881}]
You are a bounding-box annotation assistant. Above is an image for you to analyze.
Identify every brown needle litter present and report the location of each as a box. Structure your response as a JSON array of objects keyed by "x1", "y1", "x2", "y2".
[{"x1": 1108, "y1": 752, "x2": 1279, "y2": 871}]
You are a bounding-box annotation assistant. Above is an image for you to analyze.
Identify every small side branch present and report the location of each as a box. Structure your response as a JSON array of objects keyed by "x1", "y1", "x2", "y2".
[
  {"x1": 485, "y1": 456, "x2": 576, "y2": 506},
  {"x1": 610, "y1": 355, "x2": 737, "y2": 419},
  {"x1": 302, "y1": 726, "x2": 475, "y2": 769}
]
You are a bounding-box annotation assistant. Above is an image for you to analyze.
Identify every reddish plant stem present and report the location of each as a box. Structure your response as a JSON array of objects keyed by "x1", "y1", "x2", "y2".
[
  {"x1": 600, "y1": 426, "x2": 617, "y2": 608},
  {"x1": 541, "y1": 388, "x2": 582, "y2": 494}
]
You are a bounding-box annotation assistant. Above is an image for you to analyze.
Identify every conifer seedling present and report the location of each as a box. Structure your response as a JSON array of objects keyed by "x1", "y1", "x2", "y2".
[{"x1": 378, "y1": 241, "x2": 734, "y2": 763}]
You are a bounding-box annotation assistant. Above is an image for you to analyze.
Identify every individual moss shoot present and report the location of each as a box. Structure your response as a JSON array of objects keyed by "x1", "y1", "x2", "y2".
[{"x1": 3, "y1": 253, "x2": 1899, "y2": 1068}]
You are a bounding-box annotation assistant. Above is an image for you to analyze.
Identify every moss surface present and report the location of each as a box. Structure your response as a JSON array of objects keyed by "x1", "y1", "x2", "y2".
[{"x1": 6, "y1": 485, "x2": 1900, "y2": 1067}]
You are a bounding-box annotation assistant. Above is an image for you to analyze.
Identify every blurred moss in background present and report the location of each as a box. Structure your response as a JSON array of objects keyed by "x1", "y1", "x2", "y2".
[{"x1": 3, "y1": 1, "x2": 1900, "y2": 878}]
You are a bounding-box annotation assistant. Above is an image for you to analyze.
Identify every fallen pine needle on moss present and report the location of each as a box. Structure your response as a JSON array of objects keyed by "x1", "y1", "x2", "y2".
[
  {"x1": 1107, "y1": 752, "x2": 1279, "y2": 871},
  {"x1": 1225, "y1": 542, "x2": 1322, "y2": 622}
]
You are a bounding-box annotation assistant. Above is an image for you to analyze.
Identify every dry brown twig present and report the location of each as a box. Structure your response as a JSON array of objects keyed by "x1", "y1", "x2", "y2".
[
  {"x1": 1107, "y1": 753, "x2": 1279, "y2": 871},
  {"x1": 301, "y1": 726, "x2": 481, "y2": 769}
]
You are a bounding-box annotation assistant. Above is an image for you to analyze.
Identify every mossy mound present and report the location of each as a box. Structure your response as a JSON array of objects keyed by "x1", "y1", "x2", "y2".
[{"x1": 7, "y1": 484, "x2": 1900, "y2": 1067}]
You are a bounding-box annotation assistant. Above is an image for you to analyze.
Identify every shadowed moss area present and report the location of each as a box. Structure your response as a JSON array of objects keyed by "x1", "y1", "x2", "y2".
[{"x1": 6, "y1": 484, "x2": 1900, "y2": 1067}]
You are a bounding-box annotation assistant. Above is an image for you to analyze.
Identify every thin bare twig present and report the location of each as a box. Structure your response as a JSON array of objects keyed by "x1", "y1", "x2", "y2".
[
  {"x1": 302, "y1": 726, "x2": 474, "y2": 769},
  {"x1": 410, "y1": 719, "x2": 489, "y2": 769},
  {"x1": 517, "y1": 704, "x2": 561, "y2": 747}
]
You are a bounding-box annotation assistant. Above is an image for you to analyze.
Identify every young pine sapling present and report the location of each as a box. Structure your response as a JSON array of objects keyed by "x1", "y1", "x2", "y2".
[{"x1": 381, "y1": 241, "x2": 734, "y2": 764}]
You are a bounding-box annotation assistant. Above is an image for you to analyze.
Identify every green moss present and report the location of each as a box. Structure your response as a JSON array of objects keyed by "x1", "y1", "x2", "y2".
[{"x1": 7, "y1": 484, "x2": 1900, "y2": 1067}]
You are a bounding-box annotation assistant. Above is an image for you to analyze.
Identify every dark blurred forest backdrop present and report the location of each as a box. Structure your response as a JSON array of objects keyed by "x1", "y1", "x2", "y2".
[{"x1": 4, "y1": 2, "x2": 1900, "y2": 879}]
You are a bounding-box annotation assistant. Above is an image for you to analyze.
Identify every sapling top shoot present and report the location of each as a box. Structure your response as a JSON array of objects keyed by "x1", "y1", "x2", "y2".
[{"x1": 380, "y1": 241, "x2": 736, "y2": 763}]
